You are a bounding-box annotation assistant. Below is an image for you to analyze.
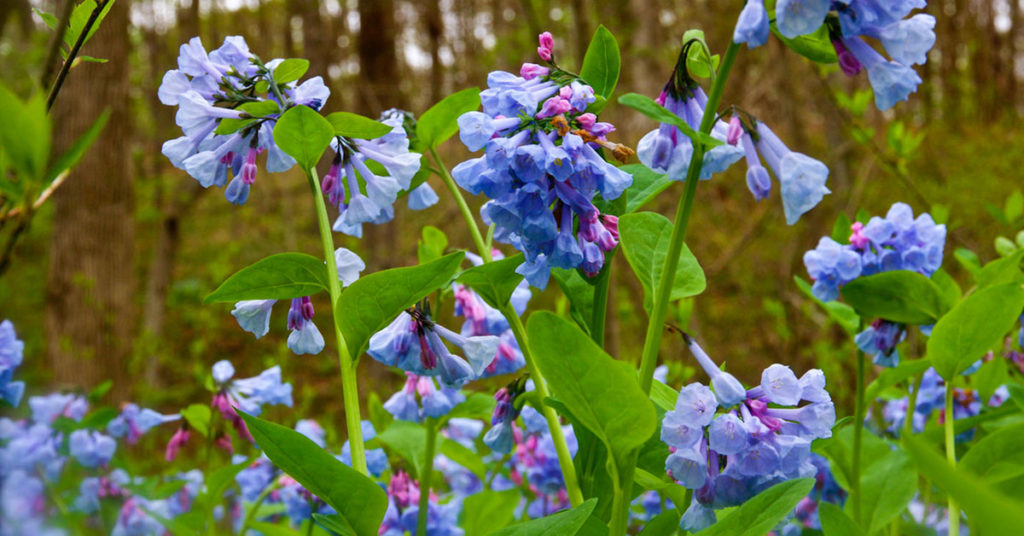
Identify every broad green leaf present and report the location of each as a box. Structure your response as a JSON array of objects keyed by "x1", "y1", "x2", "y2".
[
  {"x1": 818, "y1": 503, "x2": 864, "y2": 536},
  {"x1": 973, "y1": 357, "x2": 1009, "y2": 405},
  {"x1": 250, "y1": 521, "x2": 302, "y2": 535},
  {"x1": 335, "y1": 251, "x2": 465, "y2": 358},
  {"x1": 417, "y1": 87, "x2": 481, "y2": 149},
  {"x1": 638, "y1": 510, "x2": 681, "y2": 536},
  {"x1": 955, "y1": 248, "x2": 982, "y2": 277},
  {"x1": 440, "y1": 437, "x2": 488, "y2": 479},
  {"x1": 487, "y1": 498, "x2": 597, "y2": 536},
  {"x1": 853, "y1": 449, "x2": 917, "y2": 533},
  {"x1": 551, "y1": 268, "x2": 594, "y2": 335},
  {"x1": 903, "y1": 433, "x2": 1024, "y2": 534},
  {"x1": 461, "y1": 489, "x2": 520, "y2": 535},
  {"x1": 769, "y1": 22, "x2": 837, "y2": 63},
  {"x1": 417, "y1": 226, "x2": 448, "y2": 264},
  {"x1": 619, "y1": 212, "x2": 706, "y2": 311},
  {"x1": 579, "y1": 25, "x2": 620, "y2": 99},
  {"x1": 273, "y1": 58, "x2": 310, "y2": 84},
  {"x1": 618, "y1": 93, "x2": 723, "y2": 148},
  {"x1": 575, "y1": 516, "x2": 610, "y2": 536},
  {"x1": 959, "y1": 421, "x2": 1024, "y2": 499},
  {"x1": 456, "y1": 254, "x2": 524, "y2": 309},
  {"x1": 239, "y1": 412, "x2": 387, "y2": 536},
  {"x1": 273, "y1": 104, "x2": 335, "y2": 170},
  {"x1": 633, "y1": 468, "x2": 689, "y2": 509},
  {"x1": 45, "y1": 109, "x2": 109, "y2": 183},
  {"x1": 976, "y1": 250, "x2": 1024, "y2": 289},
  {"x1": 34, "y1": 8, "x2": 58, "y2": 30},
  {"x1": 649, "y1": 380, "x2": 678, "y2": 412},
  {"x1": 621, "y1": 164, "x2": 672, "y2": 214},
  {"x1": 0, "y1": 83, "x2": 50, "y2": 180},
  {"x1": 181, "y1": 404, "x2": 211, "y2": 437},
  {"x1": 928, "y1": 282, "x2": 1024, "y2": 379},
  {"x1": 326, "y1": 111, "x2": 393, "y2": 139},
  {"x1": 813, "y1": 425, "x2": 890, "y2": 491},
  {"x1": 930, "y1": 269, "x2": 961, "y2": 311},
  {"x1": 313, "y1": 513, "x2": 357, "y2": 536},
  {"x1": 839, "y1": 270, "x2": 947, "y2": 325},
  {"x1": 374, "y1": 420, "x2": 427, "y2": 478},
  {"x1": 215, "y1": 100, "x2": 281, "y2": 135},
  {"x1": 793, "y1": 275, "x2": 860, "y2": 335},
  {"x1": 695, "y1": 479, "x2": 815, "y2": 536},
  {"x1": 831, "y1": 213, "x2": 853, "y2": 245},
  {"x1": 864, "y1": 359, "x2": 931, "y2": 403},
  {"x1": 204, "y1": 253, "x2": 328, "y2": 303}
]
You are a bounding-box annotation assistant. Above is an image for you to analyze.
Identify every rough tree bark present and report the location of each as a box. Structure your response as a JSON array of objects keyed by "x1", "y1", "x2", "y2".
[{"x1": 46, "y1": 0, "x2": 134, "y2": 398}]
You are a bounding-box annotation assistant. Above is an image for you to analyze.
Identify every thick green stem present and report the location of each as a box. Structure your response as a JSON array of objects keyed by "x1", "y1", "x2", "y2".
[
  {"x1": 431, "y1": 147, "x2": 584, "y2": 506},
  {"x1": 945, "y1": 385, "x2": 960, "y2": 536},
  {"x1": 306, "y1": 169, "x2": 367, "y2": 475},
  {"x1": 852, "y1": 348, "x2": 866, "y2": 522},
  {"x1": 636, "y1": 41, "x2": 740, "y2": 395},
  {"x1": 590, "y1": 260, "x2": 612, "y2": 347},
  {"x1": 417, "y1": 417, "x2": 439, "y2": 535}
]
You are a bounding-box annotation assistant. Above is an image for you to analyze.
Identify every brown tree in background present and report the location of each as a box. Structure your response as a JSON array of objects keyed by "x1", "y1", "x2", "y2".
[{"x1": 46, "y1": 0, "x2": 134, "y2": 397}]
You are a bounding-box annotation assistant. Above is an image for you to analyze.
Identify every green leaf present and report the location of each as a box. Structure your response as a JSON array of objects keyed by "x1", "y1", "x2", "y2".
[
  {"x1": 204, "y1": 253, "x2": 329, "y2": 303},
  {"x1": 1006, "y1": 190, "x2": 1024, "y2": 222},
  {"x1": 194, "y1": 457, "x2": 252, "y2": 513},
  {"x1": 239, "y1": 412, "x2": 387, "y2": 536},
  {"x1": 0, "y1": 83, "x2": 50, "y2": 180},
  {"x1": 34, "y1": 8, "x2": 58, "y2": 30},
  {"x1": 955, "y1": 248, "x2": 982, "y2": 277},
  {"x1": 456, "y1": 254, "x2": 524, "y2": 309},
  {"x1": 326, "y1": 111, "x2": 393, "y2": 139},
  {"x1": 976, "y1": 250, "x2": 1024, "y2": 289},
  {"x1": 273, "y1": 104, "x2": 335, "y2": 170},
  {"x1": 313, "y1": 513, "x2": 357, "y2": 536},
  {"x1": 551, "y1": 268, "x2": 594, "y2": 335},
  {"x1": 839, "y1": 270, "x2": 947, "y2": 325},
  {"x1": 273, "y1": 58, "x2": 310, "y2": 84},
  {"x1": 215, "y1": 100, "x2": 281, "y2": 135},
  {"x1": 487, "y1": 498, "x2": 598, "y2": 536},
  {"x1": 579, "y1": 25, "x2": 620, "y2": 99},
  {"x1": 769, "y1": 22, "x2": 837, "y2": 63},
  {"x1": 440, "y1": 437, "x2": 488, "y2": 479},
  {"x1": 461, "y1": 489, "x2": 520, "y2": 535},
  {"x1": 818, "y1": 503, "x2": 864, "y2": 536},
  {"x1": 974, "y1": 357, "x2": 1009, "y2": 405},
  {"x1": 814, "y1": 425, "x2": 891, "y2": 492},
  {"x1": 853, "y1": 449, "x2": 917, "y2": 533},
  {"x1": 618, "y1": 93, "x2": 723, "y2": 148},
  {"x1": 527, "y1": 313, "x2": 657, "y2": 507},
  {"x1": 682, "y1": 29, "x2": 716, "y2": 79},
  {"x1": 649, "y1": 380, "x2": 678, "y2": 412},
  {"x1": 831, "y1": 213, "x2": 853, "y2": 245},
  {"x1": 930, "y1": 269, "x2": 961, "y2": 311},
  {"x1": 417, "y1": 226, "x2": 448, "y2": 264},
  {"x1": 695, "y1": 479, "x2": 815, "y2": 536},
  {"x1": 417, "y1": 88, "x2": 481, "y2": 149},
  {"x1": 181, "y1": 404, "x2": 211, "y2": 437},
  {"x1": 793, "y1": 275, "x2": 860, "y2": 335},
  {"x1": 864, "y1": 359, "x2": 931, "y2": 403},
  {"x1": 336, "y1": 251, "x2": 465, "y2": 358},
  {"x1": 374, "y1": 420, "x2": 427, "y2": 477},
  {"x1": 902, "y1": 433, "x2": 1024, "y2": 534},
  {"x1": 927, "y1": 282, "x2": 1024, "y2": 379},
  {"x1": 620, "y1": 164, "x2": 672, "y2": 214},
  {"x1": 45, "y1": 109, "x2": 109, "y2": 183},
  {"x1": 959, "y1": 421, "x2": 1024, "y2": 502},
  {"x1": 619, "y1": 212, "x2": 706, "y2": 311},
  {"x1": 66, "y1": 0, "x2": 114, "y2": 50},
  {"x1": 250, "y1": 521, "x2": 302, "y2": 536},
  {"x1": 638, "y1": 510, "x2": 681, "y2": 536},
  {"x1": 141, "y1": 507, "x2": 205, "y2": 536}
]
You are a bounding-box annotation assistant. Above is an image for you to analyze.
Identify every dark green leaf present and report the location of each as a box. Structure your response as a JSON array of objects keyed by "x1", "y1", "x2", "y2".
[
  {"x1": 769, "y1": 22, "x2": 837, "y2": 63},
  {"x1": 959, "y1": 421, "x2": 1024, "y2": 497},
  {"x1": 440, "y1": 437, "x2": 488, "y2": 479},
  {"x1": 551, "y1": 268, "x2": 594, "y2": 335},
  {"x1": 853, "y1": 449, "x2": 917, "y2": 533},
  {"x1": 928, "y1": 282, "x2": 1024, "y2": 379},
  {"x1": 417, "y1": 87, "x2": 481, "y2": 149},
  {"x1": 46, "y1": 109, "x2": 109, "y2": 183},
  {"x1": 215, "y1": 100, "x2": 281, "y2": 135},
  {"x1": 239, "y1": 412, "x2": 388, "y2": 536},
  {"x1": 864, "y1": 359, "x2": 931, "y2": 403},
  {"x1": 250, "y1": 521, "x2": 302, "y2": 535},
  {"x1": 579, "y1": 25, "x2": 620, "y2": 99},
  {"x1": 974, "y1": 357, "x2": 1009, "y2": 405},
  {"x1": 930, "y1": 269, "x2": 962, "y2": 311},
  {"x1": 818, "y1": 503, "x2": 864, "y2": 536},
  {"x1": 0, "y1": 82, "x2": 50, "y2": 180},
  {"x1": 621, "y1": 164, "x2": 672, "y2": 214},
  {"x1": 273, "y1": 104, "x2": 335, "y2": 170},
  {"x1": 336, "y1": 251, "x2": 465, "y2": 358},
  {"x1": 638, "y1": 510, "x2": 681, "y2": 536},
  {"x1": 205, "y1": 253, "x2": 328, "y2": 303},
  {"x1": 374, "y1": 420, "x2": 426, "y2": 477},
  {"x1": 326, "y1": 111, "x2": 393, "y2": 139},
  {"x1": 314, "y1": 513, "x2": 357, "y2": 536},
  {"x1": 839, "y1": 270, "x2": 947, "y2": 325},
  {"x1": 976, "y1": 250, "x2": 1024, "y2": 289},
  {"x1": 273, "y1": 58, "x2": 310, "y2": 84},
  {"x1": 619, "y1": 212, "x2": 706, "y2": 311},
  {"x1": 456, "y1": 254, "x2": 524, "y2": 309},
  {"x1": 196, "y1": 457, "x2": 251, "y2": 512},
  {"x1": 461, "y1": 489, "x2": 520, "y2": 535},
  {"x1": 831, "y1": 213, "x2": 852, "y2": 245},
  {"x1": 487, "y1": 498, "x2": 597, "y2": 536},
  {"x1": 618, "y1": 93, "x2": 723, "y2": 148},
  {"x1": 694, "y1": 479, "x2": 815, "y2": 536},
  {"x1": 794, "y1": 275, "x2": 860, "y2": 335}
]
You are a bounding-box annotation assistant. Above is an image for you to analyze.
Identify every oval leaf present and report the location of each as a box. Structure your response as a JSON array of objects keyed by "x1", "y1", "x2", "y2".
[
  {"x1": 839, "y1": 270, "x2": 947, "y2": 325},
  {"x1": 579, "y1": 25, "x2": 620, "y2": 99},
  {"x1": 273, "y1": 104, "x2": 334, "y2": 170},
  {"x1": 694, "y1": 478, "x2": 815, "y2": 536},
  {"x1": 619, "y1": 211, "x2": 706, "y2": 311},
  {"x1": 487, "y1": 498, "x2": 597, "y2": 536},
  {"x1": 617, "y1": 93, "x2": 722, "y2": 148},
  {"x1": 417, "y1": 87, "x2": 481, "y2": 149},
  {"x1": 620, "y1": 164, "x2": 671, "y2": 214},
  {"x1": 456, "y1": 254, "x2": 525, "y2": 309},
  {"x1": 204, "y1": 253, "x2": 328, "y2": 303},
  {"x1": 927, "y1": 282, "x2": 1024, "y2": 379},
  {"x1": 326, "y1": 111, "x2": 393, "y2": 139},
  {"x1": 769, "y1": 22, "x2": 837, "y2": 63},
  {"x1": 238, "y1": 412, "x2": 387, "y2": 536},
  {"x1": 273, "y1": 58, "x2": 310, "y2": 84},
  {"x1": 336, "y1": 251, "x2": 465, "y2": 358}
]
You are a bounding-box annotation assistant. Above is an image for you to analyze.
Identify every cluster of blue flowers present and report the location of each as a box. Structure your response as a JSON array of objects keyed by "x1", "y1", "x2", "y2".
[
  {"x1": 378, "y1": 469, "x2": 464, "y2": 536},
  {"x1": 0, "y1": 319, "x2": 25, "y2": 407},
  {"x1": 453, "y1": 33, "x2": 632, "y2": 289},
  {"x1": 804, "y1": 202, "x2": 946, "y2": 365},
  {"x1": 733, "y1": 1, "x2": 935, "y2": 111},
  {"x1": 773, "y1": 454, "x2": 847, "y2": 535},
  {"x1": 662, "y1": 335, "x2": 835, "y2": 532}
]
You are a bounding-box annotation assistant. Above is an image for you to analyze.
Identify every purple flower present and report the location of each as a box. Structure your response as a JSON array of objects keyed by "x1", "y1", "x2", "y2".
[{"x1": 107, "y1": 404, "x2": 179, "y2": 444}]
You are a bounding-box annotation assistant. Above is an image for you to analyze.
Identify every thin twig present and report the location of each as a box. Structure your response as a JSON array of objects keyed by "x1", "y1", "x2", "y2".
[
  {"x1": 40, "y1": 0, "x2": 76, "y2": 89},
  {"x1": 46, "y1": 0, "x2": 110, "y2": 111},
  {"x1": 1, "y1": 170, "x2": 69, "y2": 221}
]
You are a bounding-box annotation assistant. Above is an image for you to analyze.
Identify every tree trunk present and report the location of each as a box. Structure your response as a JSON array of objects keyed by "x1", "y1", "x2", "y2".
[{"x1": 46, "y1": 0, "x2": 135, "y2": 399}]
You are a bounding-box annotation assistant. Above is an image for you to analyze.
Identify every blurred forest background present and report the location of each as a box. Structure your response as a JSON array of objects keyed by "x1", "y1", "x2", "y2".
[{"x1": 1, "y1": 0, "x2": 1023, "y2": 435}]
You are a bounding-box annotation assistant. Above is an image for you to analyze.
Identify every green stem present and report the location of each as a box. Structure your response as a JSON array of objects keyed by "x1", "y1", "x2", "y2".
[
  {"x1": 590, "y1": 259, "x2": 612, "y2": 347},
  {"x1": 239, "y1": 482, "x2": 278, "y2": 535},
  {"x1": 430, "y1": 147, "x2": 584, "y2": 506},
  {"x1": 903, "y1": 371, "x2": 925, "y2": 438},
  {"x1": 636, "y1": 41, "x2": 741, "y2": 395},
  {"x1": 945, "y1": 385, "x2": 960, "y2": 536},
  {"x1": 417, "y1": 417, "x2": 439, "y2": 535},
  {"x1": 852, "y1": 347, "x2": 866, "y2": 523},
  {"x1": 306, "y1": 168, "x2": 367, "y2": 475}
]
